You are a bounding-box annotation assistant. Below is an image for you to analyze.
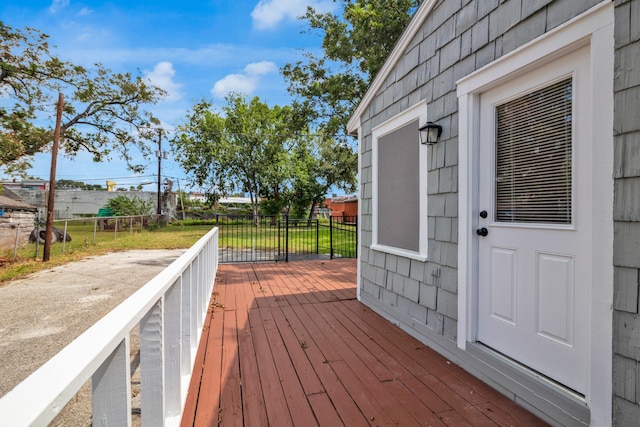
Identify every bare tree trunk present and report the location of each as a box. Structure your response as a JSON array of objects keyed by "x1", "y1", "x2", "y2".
[{"x1": 249, "y1": 192, "x2": 259, "y2": 227}]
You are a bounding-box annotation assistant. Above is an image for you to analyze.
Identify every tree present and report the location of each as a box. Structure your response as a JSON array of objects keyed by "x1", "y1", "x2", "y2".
[
  {"x1": 59, "y1": 67, "x2": 164, "y2": 172},
  {"x1": 290, "y1": 136, "x2": 357, "y2": 219},
  {"x1": 105, "y1": 194, "x2": 153, "y2": 216},
  {"x1": 56, "y1": 179, "x2": 104, "y2": 190},
  {"x1": 0, "y1": 21, "x2": 165, "y2": 175},
  {"x1": 171, "y1": 94, "x2": 298, "y2": 224},
  {"x1": 282, "y1": 0, "x2": 419, "y2": 137},
  {"x1": 1, "y1": 22, "x2": 79, "y2": 174}
]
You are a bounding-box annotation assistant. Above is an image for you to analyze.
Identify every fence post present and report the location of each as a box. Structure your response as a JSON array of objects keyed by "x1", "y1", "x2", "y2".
[
  {"x1": 285, "y1": 215, "x2": 289, "y2": 263},
  {"x1": 93, "y1": 219, "x2": 97, "y2": 244},
  {"x1": 315, "y1": 220, "x2": 319, "y2": 255},
  {"x1": 13, "y1": 224, "x2": 20, "y2": 260},
  {"x1": 34, "y1": 211, "x2": 41, "y2": 259},
  {"x1": 329, "y1": 215, "x2": 334, "y2": 260},
  {"x1": 114, "y1": 218, "x2": 118, "y2": 240},
  {"x1": 62, "y1": 220, "x2": 68, "y2": 254}
]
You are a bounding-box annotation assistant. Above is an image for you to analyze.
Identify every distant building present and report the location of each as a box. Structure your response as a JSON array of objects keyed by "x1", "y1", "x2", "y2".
[
  {"x1": 0, "y1": 180, "x2": 49, "y2": 191},
  {"x1": 188, "y1": 192, "x2": 207, "y2": 203},
  {"x1": 325, "y1": 196, "x2": 358, "y2": 220},
  {"x1": 0, "y1": 189, "x2": 37, "y2": 250}
]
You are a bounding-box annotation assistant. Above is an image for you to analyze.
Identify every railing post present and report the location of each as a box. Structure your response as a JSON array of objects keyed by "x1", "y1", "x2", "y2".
[
  {"x1": 140, "y1": 299, "x2": 165, "y2": 426},
  {"x1": 164, "y1": 280, "x2": 182, "y2": 418},
  {"x1": 182, "y1": 264, "x2": 194, "y2": 371},
  {"x1": 191, "y1": 256, "x2": 200, "y2": 355},
  {"x1": 316, "y1": 220, "x2": 319, "y2": 255},
  {"x1": 92, "y1": 337, "x2": 131, "y2": 426}
]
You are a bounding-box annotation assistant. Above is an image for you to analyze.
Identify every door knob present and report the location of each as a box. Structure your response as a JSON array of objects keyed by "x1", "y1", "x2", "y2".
[{"x1": 476, "y1": 227, "x2": 488, "y2": 237}]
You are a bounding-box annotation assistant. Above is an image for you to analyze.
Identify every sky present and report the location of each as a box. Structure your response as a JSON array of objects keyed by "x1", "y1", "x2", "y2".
[{"x1": 0, "y1": 0, "x2": 337, "y2": 192}]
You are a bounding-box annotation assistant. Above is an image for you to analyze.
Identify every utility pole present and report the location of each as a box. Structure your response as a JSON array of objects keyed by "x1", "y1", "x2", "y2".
[
  {"x1": 44, "y1": 93, "x2": 64, "y2": 262},
  {"x1": 155, "y1": 129, "x2": 169, "y2": 217},
  {"x1": 157, "y1": 129, "x2": 162, "y2": 216}
]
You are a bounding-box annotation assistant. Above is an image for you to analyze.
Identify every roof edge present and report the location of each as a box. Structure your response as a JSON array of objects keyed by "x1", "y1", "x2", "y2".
[{"x1": 347, "y1": 0, "x2": 438, "y2": 135}]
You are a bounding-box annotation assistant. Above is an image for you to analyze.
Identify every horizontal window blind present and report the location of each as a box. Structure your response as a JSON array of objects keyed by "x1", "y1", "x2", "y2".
[{"x1": 495, "y1": 78, "x2": 573, "y2": 224}]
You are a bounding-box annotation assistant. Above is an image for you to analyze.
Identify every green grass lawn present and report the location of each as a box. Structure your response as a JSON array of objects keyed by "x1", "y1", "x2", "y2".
[
  {"x1": 0, "y1": 222, "x2": 214, "y2": 284},
  {"x1": 0, "y1": 218, "x2": 356, "y2": 284}
]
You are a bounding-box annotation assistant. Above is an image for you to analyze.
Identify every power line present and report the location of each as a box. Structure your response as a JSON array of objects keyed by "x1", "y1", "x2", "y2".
[{"x1": 52, "y1": 175, "x2": 157, "y2": 182}]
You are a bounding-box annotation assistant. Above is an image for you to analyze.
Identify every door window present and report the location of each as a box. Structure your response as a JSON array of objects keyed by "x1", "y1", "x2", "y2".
[{"x1": 495, "y1": 78, "x2": 573, "y2": 224}]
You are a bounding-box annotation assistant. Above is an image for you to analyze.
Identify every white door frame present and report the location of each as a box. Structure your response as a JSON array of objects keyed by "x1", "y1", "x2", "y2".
[{"x1": 456, "y1": 2, "x2": 613, "y2": 425}]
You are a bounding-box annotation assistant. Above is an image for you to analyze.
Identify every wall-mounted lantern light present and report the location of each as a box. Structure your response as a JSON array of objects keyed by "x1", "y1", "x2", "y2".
[{"x1": 419, "y1": 122, "x2": 442, "y2": 144}]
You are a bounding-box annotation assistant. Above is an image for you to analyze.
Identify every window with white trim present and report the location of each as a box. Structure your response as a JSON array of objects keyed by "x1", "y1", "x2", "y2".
[{"x1": 371, "y1": 101, "x2": 429, "y2": 261}]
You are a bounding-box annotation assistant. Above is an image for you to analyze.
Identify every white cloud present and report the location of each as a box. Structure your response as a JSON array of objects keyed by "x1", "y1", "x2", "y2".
[
  {"x1": 144, "y1": 62, "x2": 183, "y2": 101},
  {"x1": 212, "y1": 61, "x2": 277, "y2": 98},
  {"x1": 251, "y1": 0, "x2": 336, "y2": 30},
  {"x1": 77, "y1": 7, "x2": 93, "y2": 16},
  {"x1": 244, "y1": 61, "x2": 278, "y2": 75},
  {"x1": 49, "y1": 0, "x2": 70, "y2": 14}
]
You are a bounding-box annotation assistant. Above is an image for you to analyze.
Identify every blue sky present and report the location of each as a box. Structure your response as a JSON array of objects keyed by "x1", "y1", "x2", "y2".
[{"x1": 0, "y1": 0, "x2": 337, "y2": 191}]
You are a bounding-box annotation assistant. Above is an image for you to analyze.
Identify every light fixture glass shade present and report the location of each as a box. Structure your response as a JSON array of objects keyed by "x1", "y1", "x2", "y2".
[{"x1": 419, "y1": 122, "x2": 442, "y2": 144}]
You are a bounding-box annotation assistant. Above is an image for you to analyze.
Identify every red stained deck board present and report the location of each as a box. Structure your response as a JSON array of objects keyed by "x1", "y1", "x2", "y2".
[
  {"x1": 315, "y1": 301, "x2": 395, "y2": 382},
  {"x1": 290, "y1": 302, "x2": 413, "y2": 425},
  {"x1": 383, "y1": 379, "x2": 448, "y2": 427},
  {"x1": 235, "y1": 299, "x2": 268, "y2": 426},
  {"x1": 283, "y1": 261, "x2": 355, "y2": 302},
  {"x1": 247, "y1": 307, "x2": 295, "y2": 427},
  {"x1": 182, "y1": 260, "x2": 548, "y2": 427},
  {"x1": 328, "y1": 302, "x2": 452, "y2": 413},
  {"x1": 269, "y1": 307, "x2": 325, "y2": 396},
  {"x1": 193, "y1": 307, "x2": 225, "y2": 426},
  {"x1": 328, "y1": 359, "x2": 399, "y2": 426},
  {"x1": 180, "y1": 303, "x2": 215, "y2": 427},
  {"x1": 306, "y1": 392, "x2": 345, "y2": 426},
  {"x1": 256, "y1": 306, "x2": 316, "y2": 426},
  {"x1": 310, "y1": 303, "x2": 426, "y2": 425},
  {"x1": 219, "y1": 309, "x2": 242, "y2": 427},
  {"x1": 277, "y1": 306, "x2": 371, "y2": 426}
]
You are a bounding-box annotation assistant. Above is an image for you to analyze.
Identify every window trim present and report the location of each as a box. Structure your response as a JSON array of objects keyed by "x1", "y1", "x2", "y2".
[{"x1": 371, "y1": 100, "x2": 429, "y2": 261}]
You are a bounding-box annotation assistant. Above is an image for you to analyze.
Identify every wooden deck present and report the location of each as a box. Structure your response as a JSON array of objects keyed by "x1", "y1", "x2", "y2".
[{"x1": 181, "y1": 259, "x2": 547, "y2": 426}]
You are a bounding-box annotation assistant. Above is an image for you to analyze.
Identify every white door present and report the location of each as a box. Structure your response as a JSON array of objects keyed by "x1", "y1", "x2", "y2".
[{"x1": 477, "y1": 47, "x2": 591, "y2": 394}]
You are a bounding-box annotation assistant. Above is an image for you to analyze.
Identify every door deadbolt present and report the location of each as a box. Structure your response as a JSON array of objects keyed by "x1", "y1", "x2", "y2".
[{"x1": 479, "y1": 210, "x2": 488, "y2": 218}]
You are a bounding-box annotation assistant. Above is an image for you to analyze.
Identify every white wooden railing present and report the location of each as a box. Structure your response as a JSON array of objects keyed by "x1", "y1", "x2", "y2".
[{"x1": 0, "y1": 227, "x2": 219, "y2": 426}]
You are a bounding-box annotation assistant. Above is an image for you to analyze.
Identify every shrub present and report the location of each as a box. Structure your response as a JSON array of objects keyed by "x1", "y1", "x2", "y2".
[{"x1": 105, "y1": 195, "x2": 154, "y2": 216}]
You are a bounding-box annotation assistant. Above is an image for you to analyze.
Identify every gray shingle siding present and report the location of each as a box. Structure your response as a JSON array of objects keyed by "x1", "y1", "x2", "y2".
[
  {"x1": 355, "y1": 0, "x2": 640, "y2": 422},
  {"x1": 614, "y1": 0, "x2": 640, "y2": 421},
  {"x1": 359, "y1": 0, "x2": 602, "y2": 348}
]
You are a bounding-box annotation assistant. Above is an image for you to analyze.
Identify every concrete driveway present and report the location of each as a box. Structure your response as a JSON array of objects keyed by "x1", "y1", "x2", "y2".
[{"x1": 0, "y1": 249, "x2": 185, "y2": 425}]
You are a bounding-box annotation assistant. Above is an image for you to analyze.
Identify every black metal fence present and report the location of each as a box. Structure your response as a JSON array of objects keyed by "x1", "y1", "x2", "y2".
[{"x1": 214, "y1": 214, "x2": 357, "y2": 263}]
